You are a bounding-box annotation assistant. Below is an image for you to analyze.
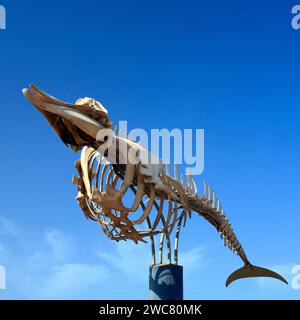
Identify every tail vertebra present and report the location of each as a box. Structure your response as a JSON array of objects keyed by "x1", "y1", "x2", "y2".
[{"x1": 226, "y1": 263, "x2": 288, "y2": 287}]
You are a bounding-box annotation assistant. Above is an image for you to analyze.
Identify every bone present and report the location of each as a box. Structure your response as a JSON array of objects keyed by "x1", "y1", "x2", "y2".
[
  {"x1": 174, "y1": 163, "x2": 179, "y2": 181},
  {"x1": 188, "y1": 174, "x2": 193, "y2": 193},
  {"x1": 150, "y1": 198, "x2": 165, "y2": 232},
  {"x1": 23, "y1": 88, "x2": 103, "y2": 139},
  {"x1": 163, "y1": 200, "x2": 174, "y2": 233},
  {"x1": 186, "y1": 168, "x2": 193, "y2": 192},
  {"x1": 207, "y1": 184, "x2": 212, "y2": 201},
  {"x1": 217, "y1": 201, "x2": 222, "y2": 212},
  {"x1": 119, "y1": 163, "x2": 135, "y2": 195},
  {"x1": 130, "y1": 175, "x2": 145, "y2": 212},
  {"x1": 167, "y1": 202, "x2": 178, "y2": 237},
  {"x1": 191, "y1": 176, "x2": 198, "y2": 195},
  {"x1": 165, "y1": 163, "x2": 170, "y2": 175},
  {"x1": 180, "y1": 174, "x2": 185, "y2": 187},
  {"x1": 212, "y1": 191, "x2": 217, "y2": 208},
  {"x1": 24, "y1": 85, "x2": 257, "y2": 273},
  {"x1": 132, "y1": 185, "x2": 155, "y2": 225},
  {"x1": 204, "y1": 180, "x2": 209, "y2": 199}
]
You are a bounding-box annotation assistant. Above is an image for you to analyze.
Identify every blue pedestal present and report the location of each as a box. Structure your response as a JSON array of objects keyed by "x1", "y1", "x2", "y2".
[{"x1": 149, "y1": 264, "x2": 183, "y2": 300}]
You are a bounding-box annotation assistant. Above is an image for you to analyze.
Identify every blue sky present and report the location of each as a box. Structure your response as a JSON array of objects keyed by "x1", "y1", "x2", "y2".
[{"x1": 0, "y1": 0, "x2": 300, "y2": 299}]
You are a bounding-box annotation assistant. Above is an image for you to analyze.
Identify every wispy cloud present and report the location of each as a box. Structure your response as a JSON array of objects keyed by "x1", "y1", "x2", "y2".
[
  {"x1": 1, "y1": 217, "x2": 204, "y2": 299},
  {"x1": 180, "y1": 246, "x2": 206, "y2": 275},
  {"x1": 45, "y1": 228, "x2": 73, "y2": 261},
  {"x1": 96, "y1": 241, "x2": 150, "y2": 283},
  {"x1": 0, "y1": 223, "x2": 110, "y2": 299},
  {"x1": 27, "y1": 229, "x2": 73, "y2": 270},
  {"x1": 96, "y1": 241, "x2": 205, "y2": 283},
  {"x1": 1, "y1": 215, "x2": 294, "y2": 299},
  {"x1": 36, "y1": 263, "x2": 109, "y2": 299}
]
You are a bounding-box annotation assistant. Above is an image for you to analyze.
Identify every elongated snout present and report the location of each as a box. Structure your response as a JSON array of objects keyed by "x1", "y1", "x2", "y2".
[{"x1": 23, "y1": 85, "x2": 111, "y2": 151}]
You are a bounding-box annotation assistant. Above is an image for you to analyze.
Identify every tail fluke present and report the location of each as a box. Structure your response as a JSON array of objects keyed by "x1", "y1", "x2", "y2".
[{"x1": 226, "y1": 263, "x2": 288, "y2": 287}]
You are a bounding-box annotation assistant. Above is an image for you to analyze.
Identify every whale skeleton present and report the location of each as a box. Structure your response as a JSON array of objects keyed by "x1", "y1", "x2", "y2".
[{"x1": 23, "y1": 84, "x2": 288, "y2": 287}]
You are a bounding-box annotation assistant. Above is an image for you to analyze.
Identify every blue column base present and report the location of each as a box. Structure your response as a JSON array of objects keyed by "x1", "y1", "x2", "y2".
[{"x1": 149, "y1": 264, "x2": 183, "y2": 300}]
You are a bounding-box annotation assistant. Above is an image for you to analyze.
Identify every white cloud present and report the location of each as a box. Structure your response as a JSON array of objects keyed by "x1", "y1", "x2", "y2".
[
  {"x1": 37, "y1": 263, "x2": 109, "y2": 299},
  {"x1": 26, "y1": 228, "x2": 73, "y2": 272},
  {"x1": 0, "y1": 216, "x2": 205, "y2": 299},
  {"x1": 180, "y1": 246, "x2": 205, "y2": 275},
  {"x1": 45, "y1": 228, "x2": 73, "y2": 261},
  {"x1": 0, "y1": 226, "x2": 110, "y2": 299},
  {"x1": 96, "y1": 241, "x2": 205, "y2": 283},
  {"x1": 96, "y1": 241, "x2": 150, "y2": 283}
]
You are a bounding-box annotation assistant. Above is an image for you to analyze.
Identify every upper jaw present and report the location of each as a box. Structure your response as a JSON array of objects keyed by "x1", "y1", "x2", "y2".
[{"x1": 23, "y1": 84, "x2": 113, "y2": 152}]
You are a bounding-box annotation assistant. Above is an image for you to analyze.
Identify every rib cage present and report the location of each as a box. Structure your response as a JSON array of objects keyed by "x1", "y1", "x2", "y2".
[{"x1": 73, "y1": 146, "x2": 249, "y2": 265}]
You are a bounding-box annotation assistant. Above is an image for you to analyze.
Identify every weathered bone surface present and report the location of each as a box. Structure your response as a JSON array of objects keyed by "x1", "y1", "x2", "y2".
[{"x1": 23, "y1": 84, "x2": 288, "y2": 286}]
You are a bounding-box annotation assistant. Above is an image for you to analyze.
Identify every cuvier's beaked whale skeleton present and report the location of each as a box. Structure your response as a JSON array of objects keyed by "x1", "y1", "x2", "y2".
[{"x1": 23, "y1": 84, "x2": 288, "y2": 287}]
